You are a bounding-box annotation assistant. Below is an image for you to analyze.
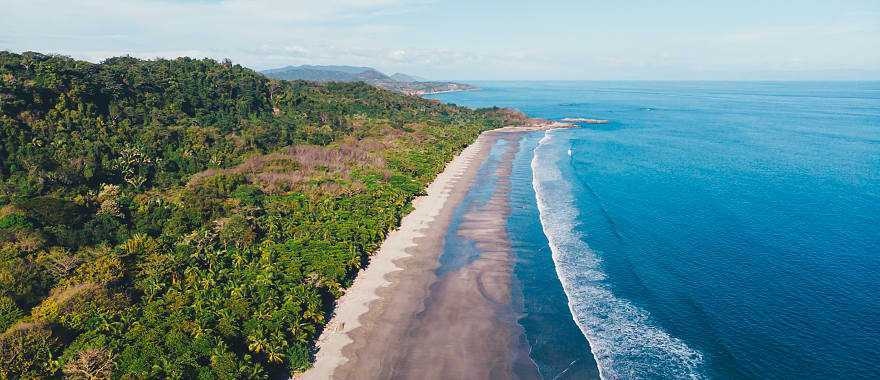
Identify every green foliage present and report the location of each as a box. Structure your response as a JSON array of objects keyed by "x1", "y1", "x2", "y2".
[
  {"x1": 0, "y1": 212, "x2": 30, "y2": 230},
  {"x1": 0, "y1": 51, "x2": 521, "y2": 378},
  {"x1": 0, "y1": 296, "x2": 22, "y2": 332},
  {"x1": 0, "y1": 322, "x2": 60, "y2": 379}
]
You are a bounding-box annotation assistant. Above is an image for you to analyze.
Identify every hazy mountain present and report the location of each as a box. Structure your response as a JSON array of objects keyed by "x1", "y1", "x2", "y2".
[
  {"x1": 390, "y1": 72, "x2": 427, "y2": 82},
  {"x1": 261, "y1": 65, "x2": 392, "y2": 82},
  {"x1": 261, "y1": 65, "x2": 475, "y2": 95}
]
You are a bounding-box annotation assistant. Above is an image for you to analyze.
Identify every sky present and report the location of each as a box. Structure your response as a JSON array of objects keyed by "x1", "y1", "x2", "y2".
[{"x1": 1, "y1": 0, "x2": 878, "y2": 80}]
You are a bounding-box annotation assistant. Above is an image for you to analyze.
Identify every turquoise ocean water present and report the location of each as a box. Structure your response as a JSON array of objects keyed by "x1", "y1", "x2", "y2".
[{"x1": 428, "y1": 82, "x2": 880, "y2": 379}]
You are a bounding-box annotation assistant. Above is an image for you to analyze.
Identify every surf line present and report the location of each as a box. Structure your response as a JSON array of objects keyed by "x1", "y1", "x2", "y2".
[{"x1": 530, "y1": 129, "x2": 706, "y2": 380}]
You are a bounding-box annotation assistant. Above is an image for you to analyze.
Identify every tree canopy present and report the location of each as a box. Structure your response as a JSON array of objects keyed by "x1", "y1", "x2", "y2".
[{"x1": 0, "y1": 51, "x2": 520, "y2": 379}]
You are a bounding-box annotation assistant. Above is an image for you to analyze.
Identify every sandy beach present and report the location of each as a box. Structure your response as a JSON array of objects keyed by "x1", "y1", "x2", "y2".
[{"x1": 298, "y1": 125, "x2": 565, "y2": 380}]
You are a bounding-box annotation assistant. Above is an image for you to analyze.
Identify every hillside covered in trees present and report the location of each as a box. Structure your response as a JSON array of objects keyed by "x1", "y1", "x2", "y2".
[
  {"x1": 0, "y1": 51, "x2": 521, "y2": 379},
  {"x1": 261, "y1": 64, "x2": 476, "y2": 96}
]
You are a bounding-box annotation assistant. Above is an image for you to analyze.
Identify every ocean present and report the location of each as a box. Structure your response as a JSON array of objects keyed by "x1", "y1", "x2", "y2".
[{"x1": 427, "y1": 81, "x2": 880, "y2": 379}]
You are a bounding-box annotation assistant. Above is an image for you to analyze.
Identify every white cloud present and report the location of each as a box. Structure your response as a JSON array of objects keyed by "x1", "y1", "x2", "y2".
[
  {"x1": 1, "y1": 0, "x2": 877, "y2": 79},
  {"x1": 0, "y1": 0, "x2": 429, "y2": 69}
]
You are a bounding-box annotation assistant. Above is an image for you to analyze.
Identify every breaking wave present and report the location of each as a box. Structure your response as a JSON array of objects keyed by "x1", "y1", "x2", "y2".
[{"x1": 531, "y1": 130, "x2": 706, "y2": 380}]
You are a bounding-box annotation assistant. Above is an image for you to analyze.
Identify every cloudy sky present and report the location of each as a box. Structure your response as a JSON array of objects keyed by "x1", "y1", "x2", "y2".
[{"x1": 1, "y1": 0, "x2": 878, "y2": 80}]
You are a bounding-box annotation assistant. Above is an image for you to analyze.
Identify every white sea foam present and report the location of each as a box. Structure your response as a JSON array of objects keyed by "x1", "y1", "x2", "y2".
[{"x1": 531, "y1": 131, "x2": 706, "y2": 380}]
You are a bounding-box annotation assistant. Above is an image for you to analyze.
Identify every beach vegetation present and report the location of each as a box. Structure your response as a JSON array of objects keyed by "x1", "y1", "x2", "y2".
[{"x1": 0, "y1": 51, "x2": 516, "y2": 378}]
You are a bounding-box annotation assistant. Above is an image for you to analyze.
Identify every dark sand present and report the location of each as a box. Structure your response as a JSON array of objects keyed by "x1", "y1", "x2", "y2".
[{"x1": 331, "y1": 129, "x2": 539, "y2": 379}]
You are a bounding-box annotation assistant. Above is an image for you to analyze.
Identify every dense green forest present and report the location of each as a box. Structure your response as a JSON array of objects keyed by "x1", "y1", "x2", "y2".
[{"x1": 0, "y1": 51, "x2": 522, "y2": 379}]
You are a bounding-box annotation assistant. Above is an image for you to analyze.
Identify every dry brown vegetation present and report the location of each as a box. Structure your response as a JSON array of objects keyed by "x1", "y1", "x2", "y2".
[
  {"x1": 494, "y1": 108, "x2": 531, "y2": 127},
  {"x1": 0, "y1": 322, "x2": 58, "y2": 377},
  {"x1": 188, "y1": 122, "x2": 410, "y2": 195},
  {"x1": 63, "y1": 348, "x2": 116, "y2": 380}
]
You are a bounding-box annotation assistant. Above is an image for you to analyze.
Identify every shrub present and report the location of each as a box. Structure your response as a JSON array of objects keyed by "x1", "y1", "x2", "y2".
[
  {"x1": 30, "y1": 282, "x2": 128, "y2": 331},
  {"x1": 0, "y1": 212, "x2": 30, "y2": 231},
  {"x1": 0, "y1": 295, "x2": 23, "y2": 332},
  {"x1": 63, "y1": 347, "x2": 115, "y2": 380},
  {"x1": 0, "y1": 322, "x2": 60, "y2": 379}
]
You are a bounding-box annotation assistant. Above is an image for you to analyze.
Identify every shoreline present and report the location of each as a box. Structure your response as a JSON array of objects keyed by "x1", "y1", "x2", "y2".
[
  {"x1": 298, "y1": 125, "x2": 560, "y2": 379},
  {"x1": 416, "y1": 87, "x2": 479, "y2": 96}
]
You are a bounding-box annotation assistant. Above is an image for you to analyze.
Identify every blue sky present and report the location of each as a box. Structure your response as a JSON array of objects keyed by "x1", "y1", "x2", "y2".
[{"x1": 1, "y1": 0, "x2": 878, "y2": 80}]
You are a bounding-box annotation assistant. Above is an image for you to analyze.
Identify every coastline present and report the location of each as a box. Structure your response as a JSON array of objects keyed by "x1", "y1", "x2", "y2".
[
  {"x1": 298, "y1": 124, "x2": 567, "y2": 379},
  {"x1": 414, "y1": 87, "x2": 479, "y2": 96}
]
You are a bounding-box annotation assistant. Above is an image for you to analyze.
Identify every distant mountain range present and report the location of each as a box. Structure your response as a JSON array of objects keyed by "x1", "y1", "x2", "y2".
[{"x1": 261, "y1": 65, "x2": 475, "y2": 96}]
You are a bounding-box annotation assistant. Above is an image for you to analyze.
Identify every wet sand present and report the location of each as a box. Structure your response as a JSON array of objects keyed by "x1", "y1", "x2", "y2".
[{"x1": 299, "y1": 126, "x2": 563, "y2": 380}]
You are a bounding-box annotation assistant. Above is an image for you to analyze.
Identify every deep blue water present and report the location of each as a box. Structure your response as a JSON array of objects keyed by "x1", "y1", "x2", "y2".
[{"x1": 428, "y1": 82, "x2": 880, "y2": 379}]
